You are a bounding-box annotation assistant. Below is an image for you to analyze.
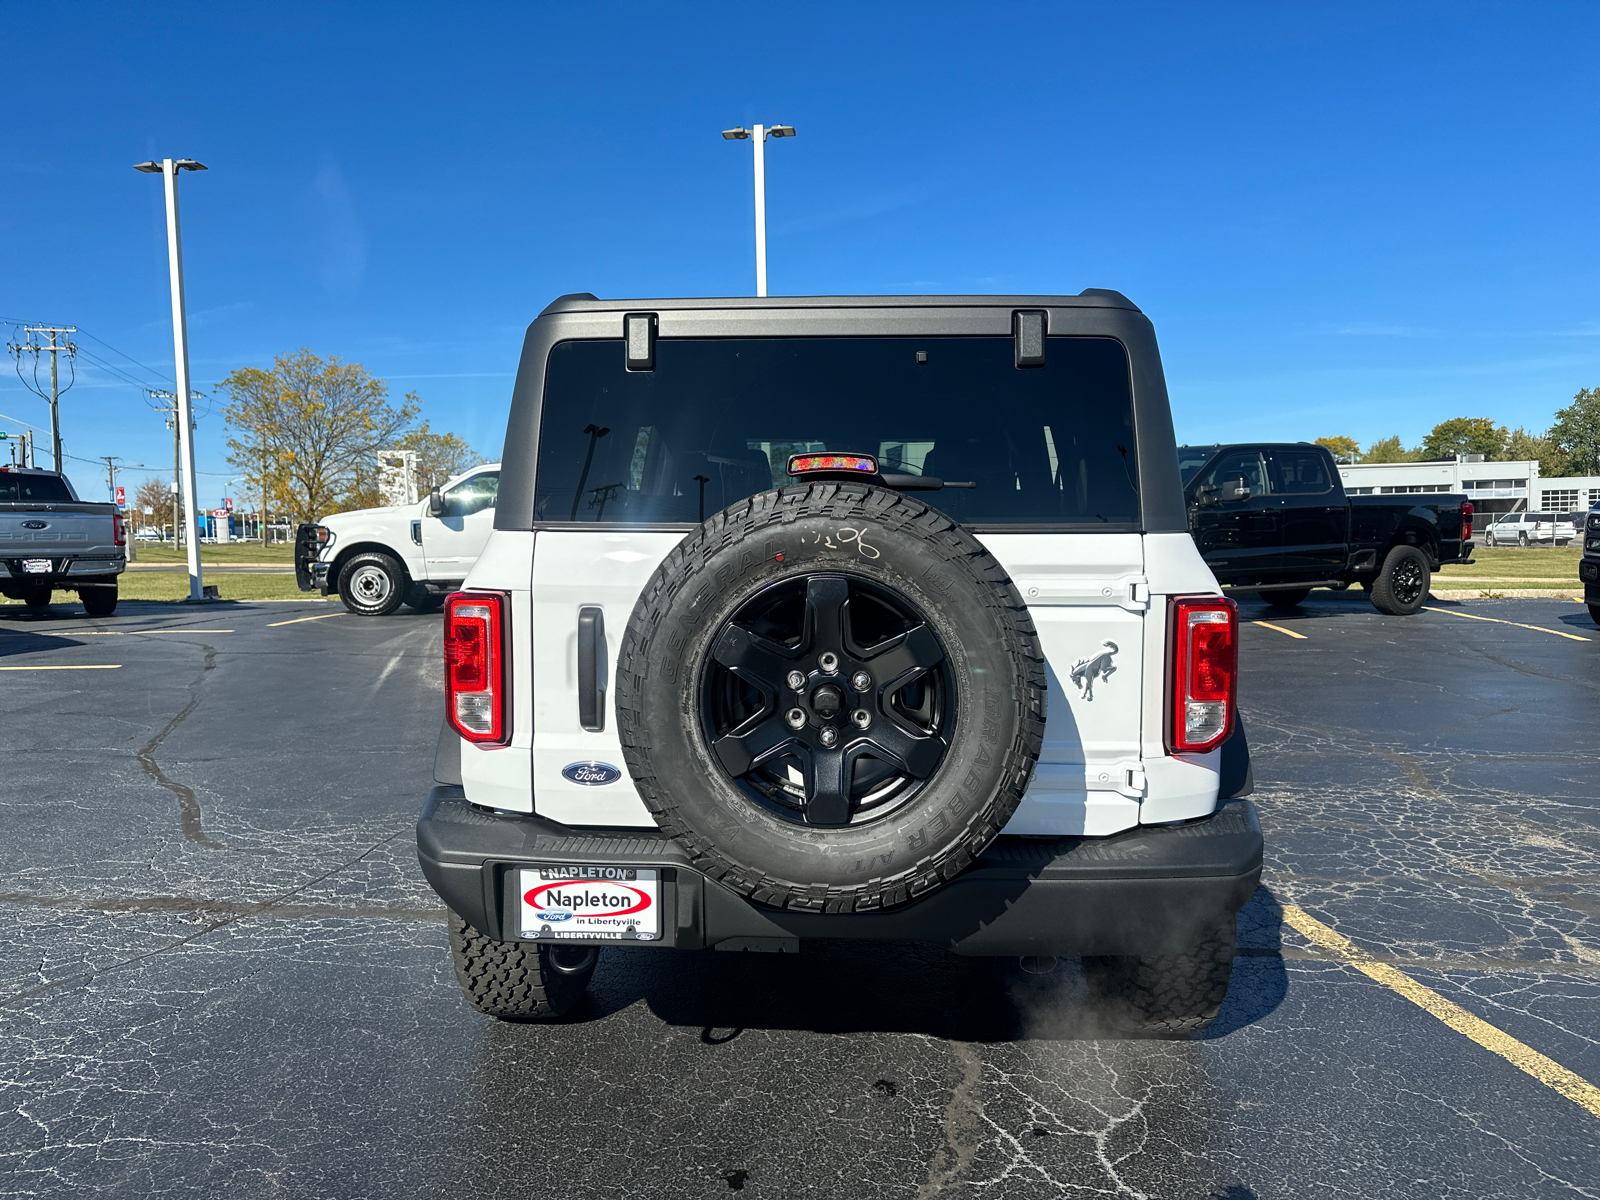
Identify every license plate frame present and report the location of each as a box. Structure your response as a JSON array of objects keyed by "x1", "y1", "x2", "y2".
[
  {"x1": 518, "y1": 865, "x2": 662, "y2": 942},
  {"x1": 21, "y1": 559, "x2": 52, "y2": 574}
]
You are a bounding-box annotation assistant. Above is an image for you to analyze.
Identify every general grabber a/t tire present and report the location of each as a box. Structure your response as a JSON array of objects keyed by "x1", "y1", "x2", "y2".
[{"x1": 615, "y1": 483, "x2": 1047, "y2": 913}]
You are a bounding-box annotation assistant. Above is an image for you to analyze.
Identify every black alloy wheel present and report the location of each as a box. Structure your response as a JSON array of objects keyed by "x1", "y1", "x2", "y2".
[
  {"x1": 700, "y1": 573, "x2": 953, "y2": 828},
  {"x1": 1390, "y1": 555, "x2": 1426, "y2": 606}
]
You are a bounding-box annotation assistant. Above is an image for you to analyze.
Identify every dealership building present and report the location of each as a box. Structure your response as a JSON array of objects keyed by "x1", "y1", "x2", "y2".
[{"x1": 1334, "y1": 456, "x2": 1600, "y2": 533}]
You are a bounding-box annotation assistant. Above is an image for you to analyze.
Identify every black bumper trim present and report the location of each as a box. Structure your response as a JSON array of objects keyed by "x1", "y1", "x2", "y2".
[{"x1": 416, "y1": 787, "x2": 1263, "y2": 957}]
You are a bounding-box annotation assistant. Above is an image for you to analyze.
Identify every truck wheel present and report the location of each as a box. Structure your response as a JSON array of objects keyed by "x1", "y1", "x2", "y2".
[
  {"x1": 338, "y1": 552, "x2": 407, "y2": 616},
  {"x1": 1485, "y1": 532, "x2": 1497, "y2": 547},
  {"x1": 447, "y1": 911, "x2": 597, "y2": 1021},
  {"x1": 616, "y1": 483, "x2": 1047, "y2": 913},
  {"x1": 1369, "y1": 544, "x2": 1431, "y2": 616},
  {"x1": 1517, "y1": 532, "x2": 1528, "y2": 548},
  {"x1": 1082, "y1": 920, "x2": 1236, "y2": 1037},
  {"x1": 80, "y1": 587, "x2": 118, "y2": 618},
  {"x1": 1260, "y1": 588, "x2": 1310, "y2": 609},
  {"x1": 22, "y1": 590, "x2": 50, "y2": 609},
  {"x1": 1590, "y1": 605, "x2": 1600, "y2": 629}
]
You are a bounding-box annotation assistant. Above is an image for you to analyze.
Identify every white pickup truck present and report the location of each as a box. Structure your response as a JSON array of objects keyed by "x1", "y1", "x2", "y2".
[
  {"x1": 294, "y1": 463, "x2": 500, "y2": 615},
  {"x1": 0, "y1": 466, "x2": 124, "y2": 616},
  {"x1": 415, "y1": 292, "x2": 1262, "y2": 1037}
]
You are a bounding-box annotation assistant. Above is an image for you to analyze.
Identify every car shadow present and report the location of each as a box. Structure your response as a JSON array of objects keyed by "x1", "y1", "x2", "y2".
[{"x1": 564, "y1": 889, "x2": 1289, "y2": 1044}]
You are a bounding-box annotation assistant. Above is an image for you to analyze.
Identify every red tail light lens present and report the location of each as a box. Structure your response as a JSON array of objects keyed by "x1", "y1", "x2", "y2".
[
  {"x1": 113, "y1": 511, "x2": 125, "y2": 547},
  {"x1": 1168, "y1": 596, "x2": 1238, "y2": 754},
  {"x1": 444, "y1": 591, "x2": 509, "y2": 745},
  {"x1": 788, "y1": 452, "x2": 878, "y2": 476},
  {"x1": 1461, "y1": 501, "x2": 1474, "y2": 544}
]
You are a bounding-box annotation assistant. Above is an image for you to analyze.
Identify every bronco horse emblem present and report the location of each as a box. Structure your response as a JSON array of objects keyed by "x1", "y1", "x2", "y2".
[{"x1": 1069, "y1": 640, "x2": 1119, "y2": 701}]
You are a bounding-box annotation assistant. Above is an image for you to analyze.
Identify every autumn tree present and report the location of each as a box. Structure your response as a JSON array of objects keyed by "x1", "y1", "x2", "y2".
[
  {"x1": 1550, "y1": 387, "x2": 1600, "y2": 475},
  {"x1": 1360, "y1": 435, "x2": 1416, "y2": 464},
  {"x1": 1314, "y1": 436, "x2": 1361, "y2": 462},
  {"x1": 1504, "y1": 427, "x2": 1570, "y2": 477},
  {"x1": 401, "y1": 422, "x2": 479, "y2": 492},
  {"x1": 1419, "y1": 417, "x2": 1507, "y2": 461},
  {"x1": 133, "y1": 477, "x2": 176, "y2": 533},
  {"x1": 220, "y1": 350, "x2": 419, "y2": 521}
]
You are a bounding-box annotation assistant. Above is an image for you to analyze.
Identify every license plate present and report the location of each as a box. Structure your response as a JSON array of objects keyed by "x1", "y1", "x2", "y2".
[
  {"x1": 21, "y1": 559, "x2": 51, "y2": 574},
  {"x1": 519, "y1": 865, "x2": 661, "y2": 942}
]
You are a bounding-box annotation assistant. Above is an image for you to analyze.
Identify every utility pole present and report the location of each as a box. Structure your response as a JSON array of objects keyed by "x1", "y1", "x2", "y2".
[
  {"x1": 103, "y1": 456, "x2": 121, "y2": 501},
  {"x1": 136, "y1": 157, "x2": 208, "y2": 600},
  {"x1": 6, "y1": 326, "x2": 77, "y2": 470},
  {"x1": 147, "y1": 390, "x2": 199, "y2": 543}
]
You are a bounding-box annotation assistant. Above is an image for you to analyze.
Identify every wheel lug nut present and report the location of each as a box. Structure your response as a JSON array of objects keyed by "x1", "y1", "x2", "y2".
[
  {"x1": 785, "y1": 708, "x2": 806, "y2": 729},
  {"x1": 818, "y1": 651, "x2": 839, "y2": 674},
  {"x1": 851, "y1": 709, "x2": 871, "y2": 729},
  {"x1": 851, "y1": 670, "x2": 871, "y2": 692},
  {"x1": 819, "y1": 725, "x2": 839, "y2": 748},
  {"x1": 786, "y1": 670, "x2": 806, "y2": 690}
]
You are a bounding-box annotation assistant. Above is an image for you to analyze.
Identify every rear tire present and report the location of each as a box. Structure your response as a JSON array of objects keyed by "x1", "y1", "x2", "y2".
[
  {"x1": 405, "y1": 585, "x2": 444, "y2": 613},
  {"x1": 22, "y1": 591, "x2": 50, "y2": 609},
  {"x1": 1589, "y1": 604, "x2": 1600, "y2": 629},
  {"x1": 447, "y1": 911, "x2": 597, "y2": 1021},
  {"x1": 1260, "y1": 588, "x2": 1310, "y2": 609},
  {"x1": 1518, "y1": 531, "x2": 1529, "y2": 548},
  {"x1": 1485, "y1": 532, "x2": 1497, "y2": 547},
  {"x1": 338, "y1": 551, "x2": 407, "y2": 616},
  {"x1": 1369, "y1": 544, "x2": 1431, "y2": 616},
  {"x1": 80, "y1": 587, "x2": 117, "y2": 618},
  {"x1": 1083, "y1": 920, "x2": 1236, "y2": 1038}
]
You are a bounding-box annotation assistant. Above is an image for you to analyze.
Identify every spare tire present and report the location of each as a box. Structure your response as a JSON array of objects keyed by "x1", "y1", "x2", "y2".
[{"x1": 615, "y1": 483, "x2": 1047, "y2": 913}]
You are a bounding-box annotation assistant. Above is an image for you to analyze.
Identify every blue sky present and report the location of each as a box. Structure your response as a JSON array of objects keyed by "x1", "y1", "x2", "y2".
[{"x1": 4, "y1": 1, "x2": 1599, "y2": 503}]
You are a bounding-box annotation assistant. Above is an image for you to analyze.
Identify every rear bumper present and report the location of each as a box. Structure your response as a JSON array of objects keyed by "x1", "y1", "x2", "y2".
[{"x1": 416, "y1": 786, "x2": 1263, "y2": 957}]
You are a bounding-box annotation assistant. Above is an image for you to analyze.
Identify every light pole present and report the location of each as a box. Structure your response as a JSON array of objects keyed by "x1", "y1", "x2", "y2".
[
  {"x1": 135, "y1": 157, "x2": 208, "y2": 601},
  {"x1": 722, "y1": 124, "x2": 795, "y2": 297}
]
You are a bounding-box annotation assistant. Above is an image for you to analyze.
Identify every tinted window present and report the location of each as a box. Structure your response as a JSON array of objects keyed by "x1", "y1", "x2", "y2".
[
  {"x1": 442, "y1": 471, "x2": 498, "y2": 517},
  {"x1": 534, "y1": 337, "x2": 1139, "y2": 526},
  {"x1": 1269, "y1": 450, "x2": 1331, "y2": 495},
  {"x1": 0, "y1": 472, "x2": 73, "y2": 504},
  {"x1": 1197, "y1": 451, "x2": 1266, "y2": 499}
]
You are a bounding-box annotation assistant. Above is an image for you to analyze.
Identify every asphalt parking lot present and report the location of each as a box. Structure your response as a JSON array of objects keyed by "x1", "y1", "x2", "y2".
[{"x1": 2, "y1": 592, "x2": 1597, "y2": 1198}]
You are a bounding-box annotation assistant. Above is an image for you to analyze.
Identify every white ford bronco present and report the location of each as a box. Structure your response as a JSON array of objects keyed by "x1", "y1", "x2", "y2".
[
  {"x1": 294, "y1": 462, "x2": 501, "y2": 615},
  {"x1": 417, "y1": 293, "x2": 1261, "y2": 1036}
]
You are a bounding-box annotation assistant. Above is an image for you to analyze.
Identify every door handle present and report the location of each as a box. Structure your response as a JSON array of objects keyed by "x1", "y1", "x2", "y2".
[{"x1": 578, "y1": 606, "x2": 605, "y2": 732}]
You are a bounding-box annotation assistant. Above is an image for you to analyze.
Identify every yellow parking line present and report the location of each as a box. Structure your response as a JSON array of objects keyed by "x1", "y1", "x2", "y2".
[
  {"x1": 0, "y1": 664, "x2": 122, "y2": 671},
  {"x1": 1422, "y1": 606, "x2": 1590, "y2": 642},
  {"x1": 1283, "y1": 904, "x2": 1600, "y2": 1120},
  {"x1": 267, "y1": 613, "x2": 343, "y2": 628},
  {"x1": 1251, "y1": 620, "x2": 1307, "y2": 640}
]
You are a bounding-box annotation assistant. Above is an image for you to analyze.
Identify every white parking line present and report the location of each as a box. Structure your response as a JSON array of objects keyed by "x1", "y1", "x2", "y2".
[
  {"x1": 1422, "y1": 606, "x2": 1590, "y2": 642},
  {"x1": 0, "y1": 664, "x2": 122, "y2": 671}
]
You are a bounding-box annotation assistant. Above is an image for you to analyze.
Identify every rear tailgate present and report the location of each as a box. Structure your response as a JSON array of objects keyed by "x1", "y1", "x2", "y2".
[{"x1": 0, "y1": 503, "x2": 121, "y2": 574}]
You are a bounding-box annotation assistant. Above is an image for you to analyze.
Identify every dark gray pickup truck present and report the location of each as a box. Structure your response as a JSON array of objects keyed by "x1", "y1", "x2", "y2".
[{"x1": 1178, "y1": 442, "x2": 1473, "y2": 615}]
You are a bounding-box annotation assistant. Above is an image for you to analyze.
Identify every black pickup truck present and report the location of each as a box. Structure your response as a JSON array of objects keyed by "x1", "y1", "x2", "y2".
[{"x1": 1177, "y1": 442, "x2": 1473, "y2": 615}]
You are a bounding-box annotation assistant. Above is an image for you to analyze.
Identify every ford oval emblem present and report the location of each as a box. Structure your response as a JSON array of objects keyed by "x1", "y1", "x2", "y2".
[
  {"x1": 562, "y1": 761, "x2": 621, "y2": 786},
  {"x1": 22, "y1": 520, "x2": 47, "y2": 530}
]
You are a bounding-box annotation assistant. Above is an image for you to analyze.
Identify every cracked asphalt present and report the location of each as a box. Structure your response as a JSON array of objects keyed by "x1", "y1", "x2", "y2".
[{"x1": 2, "y1": 592, "x2": 1598, "y2": 1198}]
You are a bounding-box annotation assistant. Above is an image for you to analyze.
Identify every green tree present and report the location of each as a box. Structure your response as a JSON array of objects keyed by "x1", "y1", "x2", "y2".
[
  {"x1": 400, "y1": 422, "x2": 479, "y2": 493},
  {"x1": 220, "y1": 350, "x2": 420, "y2": 521},
  {"x1": 1418, "y1": 417, "x2": 1507, "y2": 461},
  {"x1": 1503, "y1": 427, "x2": 1571, "y2": 477},
  {"x1": 1314, "y1": 436, "x2": 1361, "y2": 462},
  {"x1": 1360, "y1": 435, "x2": 1416, "y2": 464},
  {"x1": 1549, "y1": 387, "x2": 1600, "y2": 475}
]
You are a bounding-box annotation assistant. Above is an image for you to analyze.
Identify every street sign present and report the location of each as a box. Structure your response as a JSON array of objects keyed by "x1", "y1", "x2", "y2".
[{"x1": 115, "y1": 485, "x2": 126, "y2": 507}]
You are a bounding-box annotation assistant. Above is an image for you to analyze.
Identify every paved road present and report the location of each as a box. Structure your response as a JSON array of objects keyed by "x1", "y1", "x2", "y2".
[{"x1": 1, "y1": 593, "x2": 1597, "y2": 1197}]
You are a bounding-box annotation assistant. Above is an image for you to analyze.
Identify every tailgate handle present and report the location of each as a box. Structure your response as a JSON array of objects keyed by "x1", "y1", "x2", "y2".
[{"x1": 578, "y1": 606, "x2": 606, "y2": 732}]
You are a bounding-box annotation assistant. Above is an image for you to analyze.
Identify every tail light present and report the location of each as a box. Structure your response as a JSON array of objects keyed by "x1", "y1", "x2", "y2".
[
  {"x1": 113, "y1": 511, "x2": 125, "y2": 547},
  {"x1": 1461, "y1": 501, "x2": 1473, "y2": 544},
  {"x1": 444, "y1": 591, "x2": 509, "y2": 745},
  {"x1": 1168, "y1": 596, "x2": 1238, "y2": 754}
]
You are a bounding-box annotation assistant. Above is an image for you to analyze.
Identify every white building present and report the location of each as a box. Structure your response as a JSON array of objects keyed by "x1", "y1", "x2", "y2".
[{"x1": 1334, "y1": 455, "x2": 1600, "y2": 533}]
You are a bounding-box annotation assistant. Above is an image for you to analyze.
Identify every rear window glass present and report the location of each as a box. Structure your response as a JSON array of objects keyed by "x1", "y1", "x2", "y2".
[
  {"x1": 0, "y1": 472, "x2": 73, "y2": 504},
  {"x1": 534, "y1": 336, "x2": 1139, "y2": 527}
]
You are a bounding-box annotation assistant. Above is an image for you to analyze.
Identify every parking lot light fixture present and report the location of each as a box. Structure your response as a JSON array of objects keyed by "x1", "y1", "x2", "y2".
[
  {"x1": 722, "y1": 122, "x2": 795, "y2": 297},
  {"x1": 135, "y1": 156, "x2": 209, "y2": 601}
]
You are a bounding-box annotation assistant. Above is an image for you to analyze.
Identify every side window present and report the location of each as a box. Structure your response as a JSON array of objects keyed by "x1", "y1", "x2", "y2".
[
  {"x1": 441, "y1": 471, "x2": 499, "y2": 518},
  {"x1": 1200, "y1": 452, "x2": 1267, "y2": 500},
  {"x1": 1269, "y1": 450, "x2": 1331, "y2": 496}
]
